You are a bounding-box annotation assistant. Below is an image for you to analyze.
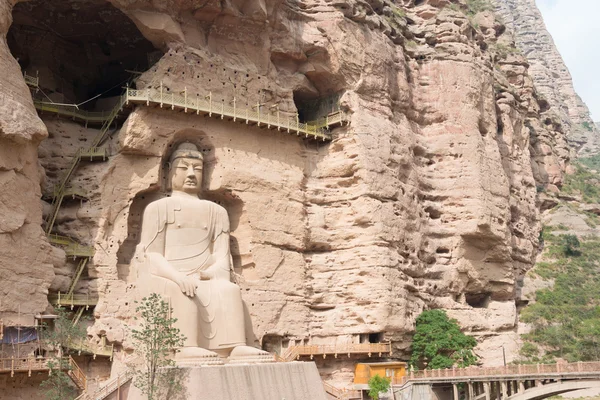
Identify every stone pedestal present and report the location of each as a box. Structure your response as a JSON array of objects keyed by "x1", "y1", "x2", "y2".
[{"x1": 127, "y1": 361, "x2": 327, "y2": 400}]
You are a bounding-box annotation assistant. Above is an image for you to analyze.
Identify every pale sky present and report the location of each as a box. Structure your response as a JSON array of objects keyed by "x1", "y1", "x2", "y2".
[{"x1": 536, "y1": 0, "x2": 600, "y2": 121}]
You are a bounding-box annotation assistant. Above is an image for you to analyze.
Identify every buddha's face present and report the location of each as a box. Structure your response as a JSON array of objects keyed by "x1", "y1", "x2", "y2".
[{"x1": 170, "y1": 157, "x2": 203, "y2": 194}]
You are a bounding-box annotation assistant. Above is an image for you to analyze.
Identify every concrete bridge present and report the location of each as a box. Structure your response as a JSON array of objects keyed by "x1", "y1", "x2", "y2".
[{"x1": 393, "y1": 361, "x2": 600, "y2": 400}]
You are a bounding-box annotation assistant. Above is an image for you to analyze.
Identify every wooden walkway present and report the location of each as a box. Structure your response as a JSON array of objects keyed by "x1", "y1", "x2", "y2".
[
  {"x1": 279, "y1": 342, "x2": 391, "y2": 361},
  {"x1": 0, "y1": 356, "x2": 86, "y2": 389},
  {"x1": 75, "y1": 369, "x2": 133, "y2": 400}
]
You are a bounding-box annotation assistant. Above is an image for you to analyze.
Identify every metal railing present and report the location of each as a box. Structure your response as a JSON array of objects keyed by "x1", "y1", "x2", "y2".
[
  {"x1": 394, "y1": 361, "x2": 600, "y2": 386},
  {"x1": 47, "y1": 234, "x2": 95, "y2": 258},
  {"x1": 49, "y1": 292, "x2": 99, "y2": 308},
  {"x1": 279, "y1": 342, "x2": 392, "y2": 361},
  {"x1": 323, "y1": 381, "x2": 362, "y2": 400},
  {"x1": 124, "y1": 87, "x2": 348, "y2": 141},
  {"x1": 34, "y1": 101, "x2": 114, "y2": 125},
  {"x1": 23, "y1": 72, "x2": 39, "y2": 88},
  {"x1": 67, "y1": 337, "x2": 114, "y2": 360}
]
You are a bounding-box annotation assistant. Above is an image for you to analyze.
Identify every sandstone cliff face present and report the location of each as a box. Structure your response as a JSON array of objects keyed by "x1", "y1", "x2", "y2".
[
  {"x1": 84, "y1": 0, "x2": 560, "y2": 368},
  {"x1": 0, "y1": 0, "x2": 575, "y2": 382},
  {"x1": 492, "y1": 0, "x2": 600, "y2": 156},
  {"x1": 0, "y1": 0, "x2": 55, "y2": 326}
]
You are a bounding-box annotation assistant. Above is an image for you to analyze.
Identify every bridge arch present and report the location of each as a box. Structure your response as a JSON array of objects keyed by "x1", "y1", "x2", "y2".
[{"x1": 507, "y1": 380, "x2": 600, "y2": 400}]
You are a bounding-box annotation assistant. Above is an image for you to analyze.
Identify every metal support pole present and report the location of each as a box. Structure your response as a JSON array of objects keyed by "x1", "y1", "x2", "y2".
[
  {"x1": 501, "y1": 381, "x2": 508, "y2": 399},
  {"x1": 468, "y1": 382, "x2": 474, "y2": 400},
  {"x1": 453, "y1": 384, "x2": 459, "y2": 400},
  {"x1": 257, "y1": 102, "x2": 261, "y2": 126}
]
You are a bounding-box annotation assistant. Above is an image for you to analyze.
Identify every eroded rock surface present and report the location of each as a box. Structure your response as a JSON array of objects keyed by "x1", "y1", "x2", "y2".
[
  {"x1": 0, "y1": 0, "x2": 54, "y2": 326},
  {"x1": 492, "y1": 0, "x2": 600, "y2": 156},
  {"x1": 0, "y1": 0, "x2": 587, "y2": 388}
]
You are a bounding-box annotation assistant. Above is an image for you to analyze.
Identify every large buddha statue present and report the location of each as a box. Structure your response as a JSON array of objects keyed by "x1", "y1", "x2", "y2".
[{"x1": 136, "y1": 142, "x2": 272, "y2": 365}]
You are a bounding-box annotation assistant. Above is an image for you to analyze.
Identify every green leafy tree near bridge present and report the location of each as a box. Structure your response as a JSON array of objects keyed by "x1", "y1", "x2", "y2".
[{"x1": 409, "y1": 309, "x2": 478, "y2": 370}]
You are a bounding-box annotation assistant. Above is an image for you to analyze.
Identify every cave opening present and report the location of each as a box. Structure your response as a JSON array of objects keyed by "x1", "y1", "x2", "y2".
[
  {"x1": 8, "y1": 0, "x2": 160, "y2": 111},
  {"x1": 465, "y1": 293, "x2": 491, "y2": 308},
  {"x1": 292, "y1": 90, "x2": 344, "y2": 123}
]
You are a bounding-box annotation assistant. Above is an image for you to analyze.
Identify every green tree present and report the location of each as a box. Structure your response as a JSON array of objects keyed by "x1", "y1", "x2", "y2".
[
  {"x1": 132, "y1": 293, "x2": 187, "y2": 400},
  {"x1": 409, "y1": 309, "x2": 478, "y2": 369},
  {"x1": 368, "y1": 374, "x2": 391, "y2": 400},
  {"x1": 40, "y1": 307, "x2": 87, "y2": 400}
]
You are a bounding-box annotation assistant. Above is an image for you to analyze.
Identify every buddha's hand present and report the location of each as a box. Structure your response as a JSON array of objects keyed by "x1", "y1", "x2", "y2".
[
  {"x1": 176, "y1": 274, "x2": 197, "y2": 297},
  {"x1": 199, "y1": 271, "x2": 213, "y2": 280}
]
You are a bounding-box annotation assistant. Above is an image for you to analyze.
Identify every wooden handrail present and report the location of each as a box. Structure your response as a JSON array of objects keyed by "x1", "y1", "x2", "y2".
[
  {"x1": 0, "y1": 356, "x2": 86, "y2": 389},
  {"x1": 278, "y1": 341, "x2": 391, "y2": 362}
]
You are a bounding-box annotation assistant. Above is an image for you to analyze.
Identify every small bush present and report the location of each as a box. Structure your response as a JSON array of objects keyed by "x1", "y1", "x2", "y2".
[
  {"x1": 368, "y1": 375, "x2": 391, "y2": 400},
  {"x1": 466, "y1": 0, "x2": 493, "y2": 15}
]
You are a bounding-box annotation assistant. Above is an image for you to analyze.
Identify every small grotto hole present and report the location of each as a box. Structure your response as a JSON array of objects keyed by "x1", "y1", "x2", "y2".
[{"x1": 465, "y1": 293, "x2": 491, "y2": 309}]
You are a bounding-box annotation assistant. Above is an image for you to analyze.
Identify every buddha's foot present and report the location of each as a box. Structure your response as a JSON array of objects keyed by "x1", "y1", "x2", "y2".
[
  {"x1": 175, "y1": 346, "x2": 224, "y2": 366},
  {"x1": 227, "y1": 345, "x2": 275, "y2": 364}
]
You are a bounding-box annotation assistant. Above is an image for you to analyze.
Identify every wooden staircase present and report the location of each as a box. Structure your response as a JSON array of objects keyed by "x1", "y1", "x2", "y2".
[{"x1": 75, "y1": 369, "x2": 133, "y2": 400}]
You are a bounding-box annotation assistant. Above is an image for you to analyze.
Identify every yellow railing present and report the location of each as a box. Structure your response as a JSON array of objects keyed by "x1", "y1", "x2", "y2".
[
  {"x1": 68, "y1": 337, "x2": 114, "y2": 360},
  {"x1": 68, "y1": 356, "x2": 87, "y2": 390},
  {"x1": 47, "y1": 234, "x2": 94, "y2": 258},
  {"x1": 125, "y1": 87, "x2": 348, "y2": 141},
  {"x1": 279, "y1": 342, "x2": 391, "y2": 361},
  {"x1": 55, "y1": 185, "x2": 88, "y2": 200},
  {"x1": 49, "y1": 292, "x2": 98, "y2": 308},
  {"x1": 34, "y1": 101, "x2": 114, "y2": 125},
  {"x1": 23, "y1": 72, "x2": 39, "y2": 88}
]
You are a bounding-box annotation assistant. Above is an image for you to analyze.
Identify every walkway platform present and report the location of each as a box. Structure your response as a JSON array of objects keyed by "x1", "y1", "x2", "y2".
[
  {"x1": 279, "y1": 342, "x2": 391, "y2": 361},
  {"x1": 49, "y1": 292, "x2": 98, "y2": 308},
  {"x1": 0, "y1": 356, "x2": 86, "y2": 389},
  {"x1": 124, "y1": 87, "x2": 346, "y2": 141},
  {"x1": 47, "y1": 234, "x2": 94, "y2": 258}
]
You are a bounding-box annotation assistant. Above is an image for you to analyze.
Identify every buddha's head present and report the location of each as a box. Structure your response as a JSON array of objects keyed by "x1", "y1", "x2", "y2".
[{"x1": 168, "y1": 142, "x2": 204, "y2": 194}]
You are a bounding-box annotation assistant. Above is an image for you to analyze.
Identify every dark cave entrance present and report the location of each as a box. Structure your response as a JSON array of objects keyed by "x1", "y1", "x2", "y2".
[
  {"x1": 8, "y1": 0, "x2": 160, "y2": 111},
  {"x1": 292, "y1": 90, "x2": 344, "y2": 123}
]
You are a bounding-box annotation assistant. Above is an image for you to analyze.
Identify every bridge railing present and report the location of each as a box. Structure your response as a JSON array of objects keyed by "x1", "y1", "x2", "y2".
[{"x1": 394, "y1": 361, "x2": 600, "y2": 385}]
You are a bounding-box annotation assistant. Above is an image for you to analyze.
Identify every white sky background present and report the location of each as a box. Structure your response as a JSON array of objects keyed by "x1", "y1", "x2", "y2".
[{"x1": 536, "y1": 0, "x2": 600, "y2": 121}]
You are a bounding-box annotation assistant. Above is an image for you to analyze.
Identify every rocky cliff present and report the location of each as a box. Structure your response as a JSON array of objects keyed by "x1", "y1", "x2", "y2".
[
  {"x1": 492, "y1": 0, "x2": 600, "y2": 156},
  {"x1": 0, "y1": 0, "x2": 585, "y2": 390}
]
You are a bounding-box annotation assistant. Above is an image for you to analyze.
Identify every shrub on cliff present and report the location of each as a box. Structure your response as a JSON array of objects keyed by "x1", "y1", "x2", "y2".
[
  {"x1": 368, "y1": 374, "x2": 391, "y2": 400},
  {"x1": 409, "y1": 309, "x2": 478, "y2": 369}
]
